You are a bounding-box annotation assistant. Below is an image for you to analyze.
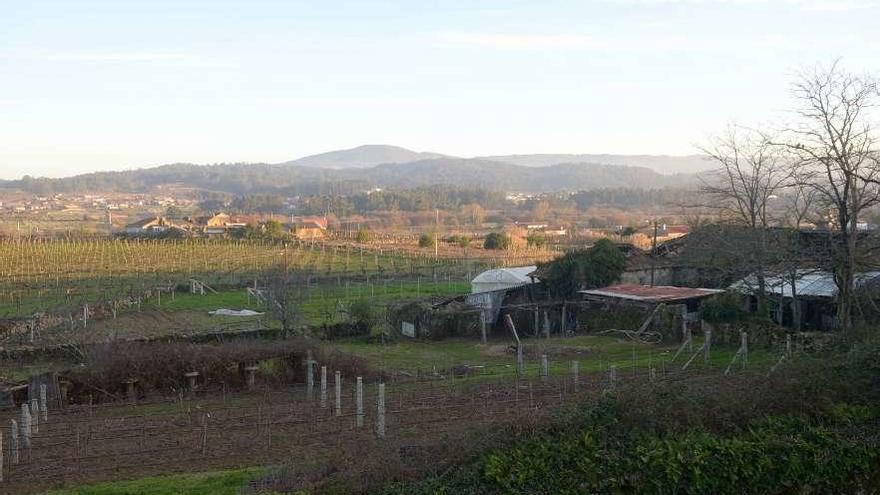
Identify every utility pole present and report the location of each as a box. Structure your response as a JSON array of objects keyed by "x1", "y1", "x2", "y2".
[{"x1": 650, "y1": 220, "x2": 658, "y2": 287}]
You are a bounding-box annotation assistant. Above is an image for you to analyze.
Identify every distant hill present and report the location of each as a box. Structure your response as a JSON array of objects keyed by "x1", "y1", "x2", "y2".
[
  {"x1": 2, "y1": 158, "x2": 697, "y2": 196},
  {"x1": 364, "y1": 158, "x2": 695, "y2": 191},
  {"x1": 281, "y1": 144, "x2": 448, "y2": 169},
  {"x1": 481, "y1": 153, "x2": 713, "y2": 174}
]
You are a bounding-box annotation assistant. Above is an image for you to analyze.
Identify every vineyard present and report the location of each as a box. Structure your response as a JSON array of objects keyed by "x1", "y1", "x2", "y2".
[
  {"x1": 0, "y1": 341, "x2": 762, "y2": 495},
  {"x1": 0, "y1": 237, "x2": 552, "y2": 320}
]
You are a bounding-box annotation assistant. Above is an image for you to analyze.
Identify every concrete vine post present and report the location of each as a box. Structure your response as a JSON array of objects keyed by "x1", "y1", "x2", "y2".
[
  {"x1": 571, "y1": 360, "x2": 579, "y2": 391},
  {"x1": 320, "y1": 366, "x2": 328, "y2": 408},
  {"x1": 40, "y1": 384, "x2": 48, "y2": 422},
  {"x1": 10, "y1": 420, "x2": 18, "y2": 465},
  {"x1": 516, "y1": 344, "x2": 524, "y2": 375},
  {"x1": 703, "y1": 329, "x2": 712, "y2": 363},
  {"x1": 20, "y1": 405, "x2": 30, "y2": 449},
  {"x1": 334, "y1": 371, "x2": 342, "y2": 417},
  {"x1": 30, "y1": 399, "x2": 39, "y2": 435},
  {"x1": 356, "y1": 376, "x2": 364, "y2": 428},
  {"x1": 306, "y1": 358, "x2": 314, "y2": 400},
  {"x1": 541, "y1": 354, "x2": 549, "y2": 382},
  {"x1": 376, "y1": 383, "x2": 386, "y2": 439}
]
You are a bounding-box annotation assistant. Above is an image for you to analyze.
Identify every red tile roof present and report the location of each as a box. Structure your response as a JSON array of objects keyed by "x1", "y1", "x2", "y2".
[{"x1": 580, "y1": 284, "x2": 723, "y2": 302}]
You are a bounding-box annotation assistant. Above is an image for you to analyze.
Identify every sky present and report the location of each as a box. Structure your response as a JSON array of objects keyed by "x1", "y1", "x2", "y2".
[{"x1": 1, "y1": 0, "x2": 880, "y2": 180}]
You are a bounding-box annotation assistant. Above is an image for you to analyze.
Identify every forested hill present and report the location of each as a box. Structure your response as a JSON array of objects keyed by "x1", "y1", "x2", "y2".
[{"x1": 1, "y1": 158, "x2": 697, "y2": 196}]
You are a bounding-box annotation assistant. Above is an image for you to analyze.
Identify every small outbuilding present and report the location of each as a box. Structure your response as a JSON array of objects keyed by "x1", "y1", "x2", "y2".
[{"x1": 729, "y1": 270, "x2": 880, "y2": 330}]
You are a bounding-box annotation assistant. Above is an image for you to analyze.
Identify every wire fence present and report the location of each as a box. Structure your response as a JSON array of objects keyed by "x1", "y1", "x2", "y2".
[{"x1": 0, "y1": 343, "x2": 780, "y2": 494}]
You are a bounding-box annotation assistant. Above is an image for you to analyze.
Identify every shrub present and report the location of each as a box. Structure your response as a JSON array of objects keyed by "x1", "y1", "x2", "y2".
[
  {"x1": 448, "y1": 235, "x2": 471, "y2": 248},
  {"x1": 66, "y1": 338, "x2": 372, "y2": 402},
  {"x1": 539, "y1": 239, "x2": 626, "y2": 298},
  {"x1": 700, "y1": 292, "x2": 748, "y2": 323},
  {"x1": 356, "y1": 228, "x2": 371, "y2": 243},
  {"x1": 483, "y1": 232, "x2": 511, "y2": 250},
  {"x1": 526, "y1": 233, "x2": 545, "y2": 248},
  {"x1": 419, "y1": 233, "x2": 436, "y2": 248}
]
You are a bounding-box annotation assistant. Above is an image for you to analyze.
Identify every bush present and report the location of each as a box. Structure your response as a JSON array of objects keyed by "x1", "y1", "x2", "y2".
[
  {"x1": 419, "y1": 233, "x2": 437, "y2": 248},
  {"x1": 349, "y1": 299, "x2": 381, "y2": 333},
  {"x1": 356, "y1": 228, "x2": 371, "y2": 243},
  {"x1": 483, "y1": 232, "x2": 511, "y2": 250},
  {"x1": 539, "y1": 239, "x2": 626, "y2": 298},
  {"x1": 526, "y1": 233, "x2": 546, "y2": 248},
  {"x1": 392, "y1": 342, "x2": 880, "y2": 494},
  {"x1": 67, "y1": 338, "x2": 372, "y2": 402},
  {"x1": 700, "y1": 292, "x2": 748, "y2": 323},
  {"x1": 448, "y1": 235, "x2": 471, "y2": 248}
]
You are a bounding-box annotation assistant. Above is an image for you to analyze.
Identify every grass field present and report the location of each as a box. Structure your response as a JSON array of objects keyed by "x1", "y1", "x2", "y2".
[
  {"x1": 41, "y1": 468, "x2": 265, "y2": 495},
  {"x1": 334, "y1": 334, "x2": 776, "y2": 378}
]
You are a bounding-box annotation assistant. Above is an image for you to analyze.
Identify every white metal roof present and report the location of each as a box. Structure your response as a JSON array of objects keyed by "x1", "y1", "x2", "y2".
[
  {"x1": 471, "y1": 266, "x2": 537, "y2": 285},
  {"x1": 729, "y1": 270, "x2": 880, "y2": 299}
]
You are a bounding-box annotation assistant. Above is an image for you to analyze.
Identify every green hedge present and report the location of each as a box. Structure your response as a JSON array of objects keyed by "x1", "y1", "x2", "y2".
[{"x1": 391, "y1": 403, "x2": 880, "y2": 495}]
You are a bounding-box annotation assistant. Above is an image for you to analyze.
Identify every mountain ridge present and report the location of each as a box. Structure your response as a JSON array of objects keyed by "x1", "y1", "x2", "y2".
[{"x1": 1, "y1": 156, "x2": 698, "y2": 196}]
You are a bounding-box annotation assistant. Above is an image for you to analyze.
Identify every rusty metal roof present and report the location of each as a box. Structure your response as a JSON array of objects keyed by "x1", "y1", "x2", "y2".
[{"x1": 579, "y1": 284, "x2": 724, "y2": 302}]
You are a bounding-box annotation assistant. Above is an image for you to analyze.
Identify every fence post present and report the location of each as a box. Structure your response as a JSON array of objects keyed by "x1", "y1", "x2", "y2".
[
  {"x1": 320, "y1": 366, "x2": 328, "y2": 408},
  {"x1": 335, "y1": 371, "x2": 342, "y2": 417},
  {"x1": 376, "y1": 383, "x2": 386, "y2": 439},
  {"x1": 516, "y1": 344, "x2": 524, "y2": 375},
  {"x1": 571, "y1": 360, "x2": 579, "y2": 391},
  {"x1": 30, "y1": 399, "x2": 39, "y2": 435},
  {"x1": 306, "y1": 359, "x2": 314, "y2": 400},
  {"x1": 10, "y1": 420, "x2": 18, "y2": 465},
  {"x1": 741, "y1": 331, "x2": 749, "y2": 367},
  {"x1": 785, "y1": 333, "x2": 792, "y2": 358},
  {"x1": 356, "y1": 376, "x2": 364, "y2": 428},
  {"x1": 40, "y1": 384, "x2": 48, "y2": 422},
  {"x1": 703, "y1": 329, "x2": 712, "y2": 363},
  {"x1": 560, "y1": 303, "x2": 567, "y2": 336},
  {"x1": 0, "y1": 431, "x2": 3, "y2": 482},
  {"x1": 480, "y1": 314, "x2": 487, "y2": 344},
  {"x1": 609, "y1": 365, "x2": 617, "y2": 390},
  {"x1": 541, "y1": 354, "x2": 549, "y2": 382},
  {"x1": 20, "y1": 405, "x2": 30, "y2": 449}
]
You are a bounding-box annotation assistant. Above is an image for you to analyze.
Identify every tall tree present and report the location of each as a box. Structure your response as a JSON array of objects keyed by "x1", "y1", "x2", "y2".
[
  {"x1": 785, "y1": 61, "x2": 880, "y2": 332},
  {"x1": 699, "y1": 125, "x2": 790, "y2": 315}
]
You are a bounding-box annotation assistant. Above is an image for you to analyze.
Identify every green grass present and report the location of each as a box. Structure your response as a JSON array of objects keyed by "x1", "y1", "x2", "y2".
[
  {"x1": 296, "y1": 280, "x2": 469, "y2": 325},
  {"x1": 41, "y1": 467, "x2": 264, "y2": 495},
  {"x1": 333, "y1": 334, "x2": 776, "y2": 378},
  {"x1": 143, "y1": 290, "x2": 263, "y2": 312}
]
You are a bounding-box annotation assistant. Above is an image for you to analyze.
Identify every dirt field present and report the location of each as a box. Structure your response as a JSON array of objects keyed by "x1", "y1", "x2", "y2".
[{"x1": 0, "y1": 373, "x2": 596, "y2": 494}]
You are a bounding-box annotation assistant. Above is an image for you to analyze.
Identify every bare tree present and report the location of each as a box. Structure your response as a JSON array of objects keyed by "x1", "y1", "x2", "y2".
[
  {"x1": 263, "y1": 246, "x2": 304, "y2": 336},
  {"x1": 699, "y1": 124, "x2": 790, "y2": 313},
  {"x1": 785, "y1": 61, "x2": 880, "y2": 332}
]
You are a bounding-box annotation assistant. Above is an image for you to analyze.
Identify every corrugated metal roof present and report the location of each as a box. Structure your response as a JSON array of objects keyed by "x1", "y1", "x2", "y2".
[
  {"x1": 471, "y1": 266, "x2": 537, "y2": 285},
  {"x1": 729, "y1": 270, "x2": 880, "y2": 299},
  {"x1": 579, "y1": 284, "x2": 724, "y2": 302}
]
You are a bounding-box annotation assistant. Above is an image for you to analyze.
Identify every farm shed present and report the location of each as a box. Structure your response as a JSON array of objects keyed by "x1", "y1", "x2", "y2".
[
  {"x1": 580, "y1": 284, "x2": 724, "y2": 310},
  {"x1": 471, "y1": 266, "x2": 537, "y2": 294},
  {"x1": 579, "y1": 284, "x2": 723, "y2": 341},
  {"x1": 730, "y1": 270, "x2": 880, "y2": 330}
]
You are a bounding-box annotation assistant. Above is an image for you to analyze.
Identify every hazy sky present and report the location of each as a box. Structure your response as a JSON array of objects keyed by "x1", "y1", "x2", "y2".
[{"x1": 2, "y1": 0, "x2": 879, "y2": 179}]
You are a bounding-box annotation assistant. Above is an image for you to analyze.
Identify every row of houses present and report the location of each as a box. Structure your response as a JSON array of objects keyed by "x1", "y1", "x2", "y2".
[{"x1": 122, "y1": 213, "x2": 328, "y2": 239}]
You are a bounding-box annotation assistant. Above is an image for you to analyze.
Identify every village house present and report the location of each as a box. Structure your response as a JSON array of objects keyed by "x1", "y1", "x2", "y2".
[
  {"x1": 122, "y1": 216, "x2": 177, "y2": 235},
  {"x1": 288, "y1": 216, "x2": 328, "y2": 240}
]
